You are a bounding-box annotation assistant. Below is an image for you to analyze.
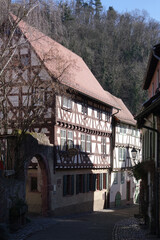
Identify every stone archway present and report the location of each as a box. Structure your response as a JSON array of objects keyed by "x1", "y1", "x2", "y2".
[{"x1": 26, "y1": 154, "x2": 50, "y2": 216}]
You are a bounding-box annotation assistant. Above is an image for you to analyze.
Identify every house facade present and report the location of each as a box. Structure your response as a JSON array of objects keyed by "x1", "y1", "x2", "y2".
[
  {"x1": 136, "y1": 43, "x2": 160, "y2": 235},
  {"x1": 0, "y1": 15, "x2": 141, "y2": 220},
  {"x1": 110, "y1": 97, "x2": 141, "y2": 207}
]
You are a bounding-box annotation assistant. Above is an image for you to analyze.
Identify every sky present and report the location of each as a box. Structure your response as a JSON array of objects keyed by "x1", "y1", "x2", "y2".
[{"x1": 101, "y1": 0, "x2": 160, "y2": 22}]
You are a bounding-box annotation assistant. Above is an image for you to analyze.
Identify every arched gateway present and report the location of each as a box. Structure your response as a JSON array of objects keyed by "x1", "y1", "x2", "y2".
[
  {"x1": 22, "y1": 134, "x2": 52, "y2": 216},
  {"x1": 26, "y1": 154, "x2": 50, "y2": 215}
]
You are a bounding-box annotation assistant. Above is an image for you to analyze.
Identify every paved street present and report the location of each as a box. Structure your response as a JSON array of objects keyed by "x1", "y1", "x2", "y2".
[{"x1": 10, "y1": 205, "x2": 160, "y2": 240}]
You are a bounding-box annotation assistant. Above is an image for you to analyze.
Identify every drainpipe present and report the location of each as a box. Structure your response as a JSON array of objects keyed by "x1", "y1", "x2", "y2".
[{"x1": 142, "y1": 125, "x2": 159, "y2": 236}]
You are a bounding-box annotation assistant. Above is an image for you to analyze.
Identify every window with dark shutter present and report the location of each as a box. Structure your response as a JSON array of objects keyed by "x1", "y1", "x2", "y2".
[
  {"x1": 97, "y1": 174, "x2": 100, "y2": 190},
  {"x1": 100, "y1": 174, "x2": 103, "y2": 190},
  {"x1": 63, "y1": 175, "x2": 74, "y2": 196}
]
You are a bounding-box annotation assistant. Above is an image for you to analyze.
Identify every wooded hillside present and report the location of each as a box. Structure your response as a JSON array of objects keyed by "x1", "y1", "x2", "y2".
[{"x1": 11, "y1": 0, "x2": 160, "y2": 114}]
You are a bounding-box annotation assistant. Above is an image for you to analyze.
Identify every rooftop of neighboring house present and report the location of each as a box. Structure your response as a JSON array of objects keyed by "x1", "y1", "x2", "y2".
[
  {"x1": 11, "y1": 14, "x2": 120, "y2": 110},
  {"x1": 111, "y1": 95, "x2": 136, "y2": 126},
  {"x1": 143, "y1": 43, "x2": 160, "y2": 90}
]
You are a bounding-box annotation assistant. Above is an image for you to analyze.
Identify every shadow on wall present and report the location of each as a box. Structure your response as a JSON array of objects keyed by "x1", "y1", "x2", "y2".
[{"x1": 0, "y1": 133, "x2": 110, "y2": 220}]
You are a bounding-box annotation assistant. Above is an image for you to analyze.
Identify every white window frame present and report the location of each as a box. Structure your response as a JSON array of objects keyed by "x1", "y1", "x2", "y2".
[
  {"x1": 86, "y1": 135, "x2": 91, "y2": 153},
  {"x1": 119, "y1": 147, "x2": 126, "y2": 161},
  {"x1": 121, "y1": 172, "x2": 125, "y2": 184},
  {"x1": 120, "y1": 125, "x2": 126, "y2": 134},
  {"x1": 105, "y1": 111, "x2": 111, "y2": 122},
  {"x1": 81, "y1": 134, "x2": 85, "y2": 152},
  {"x1": 67, "y1": 131, "x2": 74, "y2": 149},
  {"x1": 101, "y1": 137, "x2": 106, "y2": 155},
  {"x1": 60, "y1": 129, "x2": 66, "y2": 151},
  {"x1": 62, "y1": 96, "x2": 72, "y2": 109},
  {"x1": 82, "y1": 103, "x2": 88, "y2": 115},
  {"x1": 113, "y1": 172, "x2": 118, "y2": 184}
]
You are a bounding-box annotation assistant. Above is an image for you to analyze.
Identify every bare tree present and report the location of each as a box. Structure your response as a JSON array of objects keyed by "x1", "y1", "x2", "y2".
[{"x1": 0, "y1": 0, "x2": 74, "y2": 136}]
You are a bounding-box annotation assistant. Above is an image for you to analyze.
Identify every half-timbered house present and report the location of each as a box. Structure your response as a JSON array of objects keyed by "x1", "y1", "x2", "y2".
[
  {"x1": 110, "y1": 96, "x2": 141, "y2": 207},
  {"x1": 0, "y1": 15, "x2": 122, "y2": 217},
  {"x1": 136, "y1": 43, "x2": 160, "y2": 235}
]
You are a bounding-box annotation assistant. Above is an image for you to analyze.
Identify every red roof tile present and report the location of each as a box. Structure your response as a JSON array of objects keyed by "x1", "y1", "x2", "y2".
[
  {"x1": 111, "y1": 95, "x2": 136, "y2": 126},
  {"x1": 11, "y1": 15, "x2": 120, "y2": 110}
]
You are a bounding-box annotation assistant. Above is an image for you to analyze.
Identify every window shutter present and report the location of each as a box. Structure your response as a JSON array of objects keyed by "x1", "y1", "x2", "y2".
[
  {"x1": 106, "y1": 173, "x2": 108, "y2": 189},
  {"x1": 96, "y1": 174, "x2": 100, "y2": 190},
  {"x1": 103, "y1": 173, "x2": 106, "y2": 189},
  {"x1": 100, "y1": 174, "x2": 103, "y2": 190},
  {"x1": 76, "y1": 174, "x2": 79, "y2": 194},
  {"x1": 93, "y1": 174, "x2": 97, "y2": 191},
  {"x1": 71, "y1": 175, "x2": 74, "y2": 195},
  {"x1": 63, "y1": 175, "x2": 67, "y2": 196}
]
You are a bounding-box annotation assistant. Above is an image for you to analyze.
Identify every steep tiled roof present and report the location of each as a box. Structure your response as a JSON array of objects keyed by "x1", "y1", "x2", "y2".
[
  {"x1": 111, "y1": 95, "x2": 136, "y2": 126},
  {"x1": 11, "y1": 15, "x2": 120, "y2": 110}
]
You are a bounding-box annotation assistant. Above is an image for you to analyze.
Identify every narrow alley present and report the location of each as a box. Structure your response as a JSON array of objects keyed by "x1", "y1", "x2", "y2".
[{"x1": 10, "y1": 205, "x2": 159, "y2": 240}]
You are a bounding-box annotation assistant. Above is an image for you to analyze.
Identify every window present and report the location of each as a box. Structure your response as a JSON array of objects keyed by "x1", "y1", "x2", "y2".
[
  {"x1": 31, "y1": 177, "x2": 38, "y2": 192},
  {"x1": 82, "y1": 103, "x2": 88, "y2": 115},
  {"x1": 67, "y1": 131, "x2": 73, "y2": 149},
  {"x1": 103, "y1": 173, "x2": 108, "y2": 189},
  {"x1": 63, "y1": 175, "x2": 74, "y2": 196},
  {"x1": 105, "y1": 112, "x2": 111, "y2": 122},
  {"x1": 60, "y1": 129, "x2": 66, "y2": 151},
  {"x1": 132, "y1": 129, "x2": 136, "y2": 136},
  {"x1": 76, "y1": 174, "x2": 86, "y2": 194},
  {"x1": 120, "y1": 125, "x2": 126, "y2": 134},
  {"x1": 121, "y1": 172, "x2": 125, "y2": 184},
  {"x1": 81, "y1": 134, "x2": 85, "y2": 152},
  {"x1": 101, "y1": 137, "x2": 106, "y2": 155},
  {"x1": 81, "y1": 134, "x2": 91, "y2": 153},
  {"x1": 87, "y1": 174, "x2": 96, "y2": 192},
  {"x1": 96, "y1": 174, "x2": 103, "y2": 190},
  {"x1": 62, "y1": 96, "x2": 72, "y2": 109},
  {"x1": 113, "y1": 172, "x2": 118, "y2": 184},
  {"x1": 97, "y1": 110, "x2": 102, "y2": 120},
  {"x1": 86, "y1": 135, "x2": 91, "y2": 153},
  {"x1": 118, "y1": 147, "x2": 126, "y2": 161}
]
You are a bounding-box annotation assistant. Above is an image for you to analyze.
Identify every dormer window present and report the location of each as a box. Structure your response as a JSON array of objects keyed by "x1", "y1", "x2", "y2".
[{"x1": 62, "y1": 96, "x2": 72, "y2": 110}]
